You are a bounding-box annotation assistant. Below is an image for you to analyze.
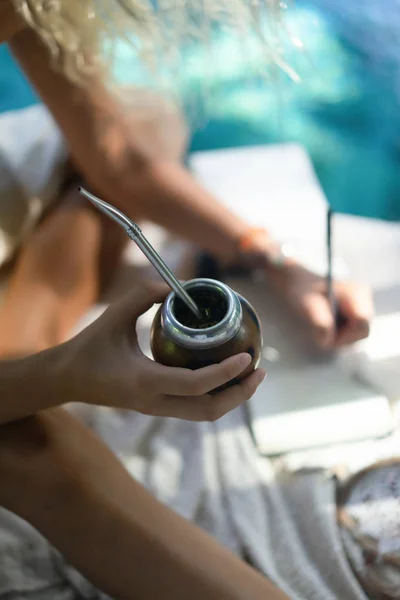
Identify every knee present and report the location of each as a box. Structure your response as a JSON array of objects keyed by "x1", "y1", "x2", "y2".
[{"x1": 19, "y1": 203, "x2": 101, "y2": 295}]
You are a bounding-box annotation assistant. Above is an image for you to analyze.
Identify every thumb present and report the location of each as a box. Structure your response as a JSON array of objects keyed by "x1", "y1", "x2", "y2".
[
  {"x1": 110, "y1": 281, "x2": 171, "y2": 325},
  {"x1": 300, "y1": 292, "x2": 335, "y2": 348}
]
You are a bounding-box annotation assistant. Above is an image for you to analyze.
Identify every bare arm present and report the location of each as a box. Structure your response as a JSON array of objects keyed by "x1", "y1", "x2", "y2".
[
  {"x1": 9, "y1": 28, "x2": 253, "y2": 265},
  {"x1": 0, "y1": 407, "x2": 288, "y2": 600},
  {"x1": 0, "y1": 0, "x2": 26, "y2": 42},
  {"x1": 0, "y1": 346, "x2": 67, "y2": 424}
]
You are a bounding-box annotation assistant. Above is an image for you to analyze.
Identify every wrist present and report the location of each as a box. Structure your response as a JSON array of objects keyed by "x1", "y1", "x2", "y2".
[
  {"x1": 0, "y1": 344, "x2": 70, "y2": 424},
  {"x1": 231, "y1": 227, "x2": 298, "y2": 274}
]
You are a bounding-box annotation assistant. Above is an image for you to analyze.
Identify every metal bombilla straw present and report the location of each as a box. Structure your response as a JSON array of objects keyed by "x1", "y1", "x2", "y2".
[{"x1": 79, "y1": 187, "x2": 203, "y2": 321}]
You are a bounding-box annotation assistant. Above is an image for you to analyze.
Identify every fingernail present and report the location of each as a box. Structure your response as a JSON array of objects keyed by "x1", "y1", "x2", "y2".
[{"x1": 238, "y1": 353, "x2": 252, "y2": 369}]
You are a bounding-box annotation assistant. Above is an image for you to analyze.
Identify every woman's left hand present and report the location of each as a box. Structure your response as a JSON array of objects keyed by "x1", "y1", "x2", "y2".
[{"x1": 272, "y1": 264, "x2": 373, "y2": 348}]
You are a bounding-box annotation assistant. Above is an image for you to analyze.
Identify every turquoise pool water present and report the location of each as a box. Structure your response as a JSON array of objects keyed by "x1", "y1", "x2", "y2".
[
  {"x1": 1, "y1": 0, "x2": 399, "y2": 220},
  {"x1": 0, "y1": 45, "x2": 39, "y2": 112}
]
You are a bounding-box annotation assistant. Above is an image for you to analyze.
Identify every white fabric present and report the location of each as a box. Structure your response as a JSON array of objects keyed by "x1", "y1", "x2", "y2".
[{"x1": 0, "y1": 105, "x2": 67, "y2": 268}]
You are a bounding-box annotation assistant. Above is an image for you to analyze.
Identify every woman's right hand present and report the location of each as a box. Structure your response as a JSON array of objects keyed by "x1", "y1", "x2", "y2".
[{"x1": 59, "y1": 281, "x2": 266, "y2": 421}]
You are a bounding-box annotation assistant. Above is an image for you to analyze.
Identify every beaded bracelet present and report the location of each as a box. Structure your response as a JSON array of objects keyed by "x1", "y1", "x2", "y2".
[{"x1": 237, "y1": 226, "x2": 293, "y2": 271}]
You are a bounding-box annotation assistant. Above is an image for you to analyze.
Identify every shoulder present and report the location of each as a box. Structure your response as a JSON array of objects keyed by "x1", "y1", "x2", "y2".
[{"x1": 0, "y1": 0, "x2": 28, "y2": 44}]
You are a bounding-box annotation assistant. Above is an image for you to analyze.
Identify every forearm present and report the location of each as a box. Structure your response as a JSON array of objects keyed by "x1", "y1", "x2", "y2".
[
  {"x1": 131, "y1": 160, "x2": 248, "y2": 264},
  {"x1": 0, "y1": 347, "x2": 66, "y2": 425},
  {"x1": 9, "y1": 29, "x2": 263, "y2": 266},
  {"x1": 9, "y1": 29, "x2": 250, "y2": 260},
  {"x1": 0, "y1": 0, "x2": 27, "y2": 42},
  {"x1": 0, "y1": 409, "x2": 287, "y2": 600}
]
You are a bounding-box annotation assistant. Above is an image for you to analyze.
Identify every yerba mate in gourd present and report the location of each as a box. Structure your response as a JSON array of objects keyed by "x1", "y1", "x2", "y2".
[{"x1": 151, "y1": 278, "x2": 262, "y2": 388}]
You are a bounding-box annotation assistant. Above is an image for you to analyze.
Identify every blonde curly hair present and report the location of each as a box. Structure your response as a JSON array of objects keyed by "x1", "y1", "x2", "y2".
[{"x1": 11, "y1": 0, "x2": 296, "y2": 83}]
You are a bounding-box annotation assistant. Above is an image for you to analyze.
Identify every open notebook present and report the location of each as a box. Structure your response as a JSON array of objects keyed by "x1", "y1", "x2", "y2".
[
  {"x1": 225, "y1": 276, "x2": 394, "y2": 454},
  {"x1": 190, "y1": 144, "x2": 395, "y2": 455}
]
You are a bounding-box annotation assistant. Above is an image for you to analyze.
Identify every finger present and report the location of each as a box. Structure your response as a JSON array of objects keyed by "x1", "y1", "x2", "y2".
[
  {"x1": 335, "y1": 316, "x2": 370, "y2": 346},
  {"x1": 335, "y1": 324, "x2": 369, "y2": 347},
  {"x1": 337, "y1": 284, "x2": 373, "y2": 322},
  {"x1": 156, "y1": 368, "x2": 266, "y2": 422},
  {"x1": 335, "y1": 286, "x2": 372, "y2": 346},
  {"x1": 300, "y1": 292, "x2": 335, "y2": 348},
  {"x1": 109, "y1": 281, "x2": 170, "y2": 324},
  {"x1": 142, "y1": 353, "x2": 253, "y2": 397}
]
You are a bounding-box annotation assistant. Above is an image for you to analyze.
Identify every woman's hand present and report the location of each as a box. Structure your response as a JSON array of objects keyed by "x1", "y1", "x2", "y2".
[
  {"x1": 62, "y1": 281, "x2": 266, "y2": 420},
  {"x1": 271, "y1": 264, "x2": 373, "y2": 348},
  {"x1": 237, "y1": 229, "x2": 373, "y2": 349}
]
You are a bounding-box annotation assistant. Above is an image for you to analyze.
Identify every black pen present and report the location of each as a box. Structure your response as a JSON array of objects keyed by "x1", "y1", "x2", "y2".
[
  {"x1": 327, "y1": 207, "x2": 346, "y2": 330},
  {"x1": 326, "y1": 207, "x2": 335, "y2": 315}
]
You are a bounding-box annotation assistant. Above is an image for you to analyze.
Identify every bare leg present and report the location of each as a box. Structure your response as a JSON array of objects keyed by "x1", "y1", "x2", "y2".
[
  {"x1": 0, "y1": 408, "x2": 288, "y2": 600},
  {"x1": 0, "y1": 184, "x2": 126, "y2": 357},
  {"x1": 0, "y1": 92, "x2": 188, "y2": 360}
]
